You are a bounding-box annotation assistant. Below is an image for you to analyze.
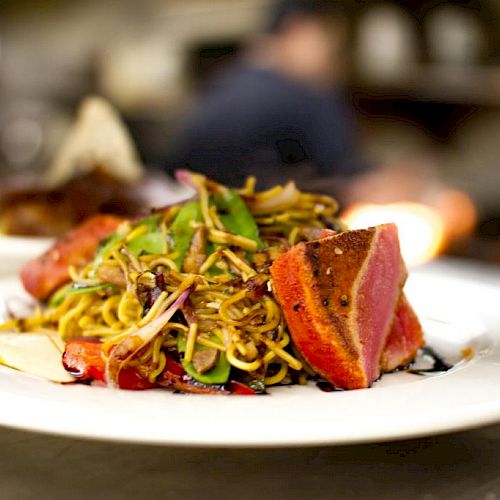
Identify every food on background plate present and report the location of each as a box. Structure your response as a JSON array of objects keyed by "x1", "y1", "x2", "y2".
[
  {"x1": 0, "y1": 170, "x2": 146, "y2": 237},
  {"x1": 0, "y1": 97, "x2": 185, "y2": 237},
  {"x1": 0, "y1": 171, "x2": 424, "y2": 394}
]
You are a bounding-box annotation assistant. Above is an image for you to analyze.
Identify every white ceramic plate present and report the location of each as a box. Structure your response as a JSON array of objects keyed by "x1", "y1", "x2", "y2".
[
  {"x1": 0, "y1": 235, "x2": 52, "y2": 276},
  {"x1": 0, "y1": 259, "x2": 499, "y2": 447}
]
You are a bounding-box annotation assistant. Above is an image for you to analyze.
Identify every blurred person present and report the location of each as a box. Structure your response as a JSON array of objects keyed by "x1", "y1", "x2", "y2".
[{"x1": 165, "y1": 0, "x2": 366, "y2": 192}]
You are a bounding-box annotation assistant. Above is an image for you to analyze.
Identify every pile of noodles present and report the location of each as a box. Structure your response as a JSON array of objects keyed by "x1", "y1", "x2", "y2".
[{"x1": 6, "y1": 173, "x2": 344, "y2": 390}]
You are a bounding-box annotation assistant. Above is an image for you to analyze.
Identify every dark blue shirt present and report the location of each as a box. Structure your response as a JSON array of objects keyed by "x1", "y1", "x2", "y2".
[{"x1": 166, "y1": 64, "x2": 364, "y2": 188}]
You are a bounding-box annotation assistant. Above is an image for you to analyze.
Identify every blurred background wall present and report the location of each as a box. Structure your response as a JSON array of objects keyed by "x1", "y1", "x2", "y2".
[{"x1": 0, "y1": 0, "x2": 498, "y2": 263}]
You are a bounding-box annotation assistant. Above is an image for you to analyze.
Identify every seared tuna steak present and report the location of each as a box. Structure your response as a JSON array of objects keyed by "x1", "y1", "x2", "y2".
[
  {"x1": 382, "y1": 293, "x2": 424, "y2": 372},
  {"x1": 271, "y1": 224, "x2": 407, "y2": 389}
]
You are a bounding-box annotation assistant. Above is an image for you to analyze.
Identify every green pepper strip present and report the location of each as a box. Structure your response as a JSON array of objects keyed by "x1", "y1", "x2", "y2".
[
  {"x1": 49, "y1": 283, "x2": 117, "y2": 307},
  {"x1": 169, "y1": 201, "x2": 203, "y2": 270},
  {"x1": 68, "y1": 283, "x2": 117, "y2": 296},
  {"x1": 47, "y1": 284, "x2": 72, "y2": 307},
  {"x1": 177, "y1": 333, "x2": 231, "y2": 384}
]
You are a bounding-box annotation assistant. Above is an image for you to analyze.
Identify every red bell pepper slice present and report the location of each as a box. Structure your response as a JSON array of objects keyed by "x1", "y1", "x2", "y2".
[
  {"x1": 62, "y1": 338, "x2": 106, "y2": 383},
  {"x1": 63, "y1": 338, "x2": 155, "y2": 390},
  {"x1": 226, "y1": 381, "x2": 256, "y2": 395}
]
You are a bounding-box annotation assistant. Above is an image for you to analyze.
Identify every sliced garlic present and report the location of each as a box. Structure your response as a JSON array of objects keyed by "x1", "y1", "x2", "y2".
[{"x1": 0, "y1": 332, "x2": 74, "y2": 383}]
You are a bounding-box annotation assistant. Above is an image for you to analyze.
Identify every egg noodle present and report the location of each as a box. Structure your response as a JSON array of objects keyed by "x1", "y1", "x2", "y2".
[{"x1": 6, "y1": 172, "x2": 343, "y2": 391}]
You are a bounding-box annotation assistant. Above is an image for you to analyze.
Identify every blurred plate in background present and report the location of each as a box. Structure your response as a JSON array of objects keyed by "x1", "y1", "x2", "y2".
[{"x1": 0, "y1": 235, "x2": 52, "y2": 277}]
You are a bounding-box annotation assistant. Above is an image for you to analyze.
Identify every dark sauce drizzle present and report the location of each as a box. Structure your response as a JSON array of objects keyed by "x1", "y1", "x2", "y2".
[
  {"x1": 316, "y1": 381, "x2": 341, "y2": 392},
  {"x1": 316, "y1": 346, "x2": 454, "y2": 392},
  {"x1": 407, "y1": 346, "x2": 453, "y2": 375}
]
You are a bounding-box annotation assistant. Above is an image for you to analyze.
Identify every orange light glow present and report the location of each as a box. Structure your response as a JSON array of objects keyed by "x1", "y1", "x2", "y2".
[
  {"x1": 435, "y1": 189, "x2": 477, "y2": 241},
  {"x1": 342, "y1": 202, "x2": 445, "y2": 266}
]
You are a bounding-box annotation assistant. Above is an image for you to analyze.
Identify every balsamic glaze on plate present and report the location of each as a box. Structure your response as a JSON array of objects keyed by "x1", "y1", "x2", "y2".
[{"x1": 316, "y1": 346, "x2": 454, "y2": 392}]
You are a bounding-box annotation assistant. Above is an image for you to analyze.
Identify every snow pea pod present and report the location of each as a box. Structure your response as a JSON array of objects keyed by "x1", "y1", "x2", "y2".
[
  {"x1": 136, "y1": 214, "x2": 162, "y2": 232},
  {"x1": 126, "y1": 214, "x2": 165, "y2": 256},
  {"x1": 92, "y1": 231, "x2": 126, "y2": 272},
  {"x1": 93, "y1": 214, "x2": 163, "y2": 267},
  {"x1": 127, "y1": 232, "x2": 165, "y2": 257},
  {"x1": 213, "y1": 190, "x2": 264, "y2": 250},
  {"x1": 177, "y1": 333, "x2": 231, "y2": 385}
]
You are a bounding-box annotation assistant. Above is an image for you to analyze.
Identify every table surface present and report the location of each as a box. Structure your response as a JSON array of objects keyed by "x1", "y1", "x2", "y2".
[{"x1": 1, "y1": 422, "x2": 500, "y2": 500}]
